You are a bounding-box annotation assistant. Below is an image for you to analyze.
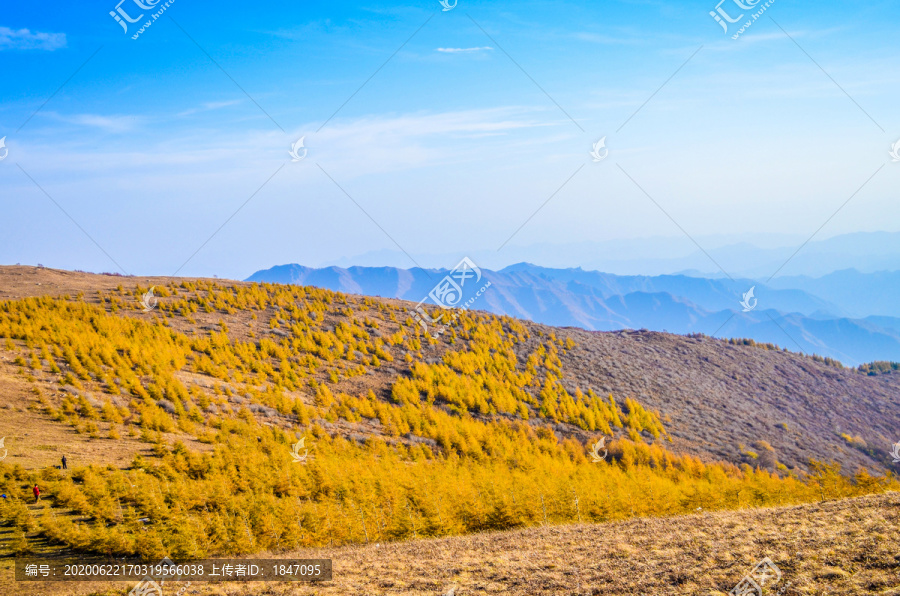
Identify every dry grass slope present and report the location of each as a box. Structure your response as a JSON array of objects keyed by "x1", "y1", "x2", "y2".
[
  {"x1": 6, "y1": 491, "x2": 898, "y2": 595},
  {"x1": 245, "y1": 491, "x2": 900, "y2": 596}
]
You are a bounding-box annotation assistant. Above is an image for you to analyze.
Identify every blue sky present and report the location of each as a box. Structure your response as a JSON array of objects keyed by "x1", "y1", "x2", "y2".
[{"x1": 1, "y1": 0, "x2": 898, "y2": 278}]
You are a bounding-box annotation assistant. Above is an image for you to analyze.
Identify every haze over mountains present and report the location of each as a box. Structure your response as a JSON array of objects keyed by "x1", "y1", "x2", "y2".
[
  {"x1": 248, "y1": 240, "x2": 900, "y2": 366},
  {"x1": 322, "y1": 232, "x2": 900, "y2": 280}
]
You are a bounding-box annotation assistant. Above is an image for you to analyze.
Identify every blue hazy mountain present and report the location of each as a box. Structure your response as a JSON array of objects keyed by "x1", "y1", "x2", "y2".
[
  {"x1": 323, "y1": 232, "x2": 900, "y2": 279},
  {"x1": 246, "y1": 263, "x2": 900, "y2": 365},
  {"x1": 770, "y1": 269, "x2": 900, "y2": 318}
]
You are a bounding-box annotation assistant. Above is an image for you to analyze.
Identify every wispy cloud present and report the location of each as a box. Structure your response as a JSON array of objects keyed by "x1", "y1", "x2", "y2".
[
  {"x1": 700, "y1": 26, "x2": 848, "y2": 53},
  {"x1": 702, "y1": 30, "x2": 804, "y2": 52},
  {"x1": 18, "y1": 106, "x2": 558, "y2": 179},
  {"x1": 0, "y1": 26, "x2": 66, "y2": 51},
  {"x1": 177, "y1": 100, "x2": 244, "y2": 117},
  {"x1": 46, "y1": 112, "x2": 141, "y2": 133},
  {"x1": 436, "y1": 46, "x2": 493, "y2": 53},
  {"x1": 573, "y1": 32, "x2": 641, "y2": 45}
]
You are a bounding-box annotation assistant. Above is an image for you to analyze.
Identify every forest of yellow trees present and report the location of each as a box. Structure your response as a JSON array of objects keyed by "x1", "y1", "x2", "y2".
[{"x1": 0, "y1": 281, "x2": 895, "y2": 560}]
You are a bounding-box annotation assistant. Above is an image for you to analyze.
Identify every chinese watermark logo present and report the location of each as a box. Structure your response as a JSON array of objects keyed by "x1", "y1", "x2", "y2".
[
  {"x1": 590, "y1": 437, "x2": 608, "y2": 462},
  {"x1": 890, "y1": 440, "x2": 900, "y2": 464},
  {"x1": 889, "y1": 139, "x2": 900, "y2": 162},
  {"x1": 0, "y1": 437, "x2": 7, "y2": 461},
  {"x1": 0, "y1": 137, "x2": 8, "y2": 161},
  {"x1": 410, "y1": 257, "x2": 492, "y2": 339},
  {"x1": 110, "y1": 0, "x2": 144, "y2": 33},
  {"x1": 140, "y1": 287, "x2": 158, "y2": 313},
  {"x1": 129, "y1": 558, "x2": 191, "y2": 596},
  {"x1": 289, "y1": 137, "x2": 308, "y2": 162},
  {"x1": 128, "y1": 579, "x2": 162, "y2": 596},
  {"x1": 590, "y1": 136, "x2": 608, "y2": 162},
  {"x1": 729, "y1": 557, "x2": 782, "y2": 596},
  {"x1": 710, "y1": 0, "x2": 775, "y2": 40},
  {"x1": 290, "y1": 437, "x2": 309, "y2": 463},
  {"x1": 110, "y1": 0, "x2": 175, "y2": 40},
  {"x1": 439, "y1": 0, "x2": 457, "y2": 11},
  {"x1": 740, "y1": 286, "x2": 757, "y2": 312}
]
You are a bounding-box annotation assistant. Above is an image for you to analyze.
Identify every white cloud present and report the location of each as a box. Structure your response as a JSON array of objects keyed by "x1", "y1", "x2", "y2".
[
  {"x1": 15, "y1": 106, "x2": 559, "y2": 180},
  {"x1": 305, "y1": 107, "x2": 557, "y2": 172},
  {"x1": 45, "y1": 112, "x2": 142, "y2": 133},
  {"x1": 177, "y1": 100, "x2": 244, "y2": 117},
  {"x1": 0, "y1": 26, "x2": 66, "y2": 51},
  {"x1": 436, "y1": 46, "x2": 493, "y2": 53},
  {"x1": 572, "y1": 32, "x2": 640, "y2": 45}
]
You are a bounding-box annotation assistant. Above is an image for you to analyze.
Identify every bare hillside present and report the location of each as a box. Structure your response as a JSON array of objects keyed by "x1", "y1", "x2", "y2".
[{"x1": 554, "y1": 326, "x2": 900, "y2": 473}]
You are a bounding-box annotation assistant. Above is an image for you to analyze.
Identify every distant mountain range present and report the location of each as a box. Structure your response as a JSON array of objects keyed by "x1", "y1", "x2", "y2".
[
  {"x1": 322, "y1": 231, "x2": 900, "y2": 279},
  {"x1": 770, "y1": 269, "x2": 900, "y2": 318},
  {"x1": 247, "y1": 262, "x2": 900, "y2": 366}
]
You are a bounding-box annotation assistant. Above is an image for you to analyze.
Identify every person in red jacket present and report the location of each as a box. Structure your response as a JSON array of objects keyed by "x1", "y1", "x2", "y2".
[{"x1": 33, "y1": 484, "x2": 40, "y2": 503}]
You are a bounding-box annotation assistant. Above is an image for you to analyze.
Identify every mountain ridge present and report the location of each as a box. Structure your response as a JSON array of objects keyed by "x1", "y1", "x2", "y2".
[
  {"x1": 320, "y1": 231, "x2": 900, "y2": 278},
  {"x1": 247, "y1": 263, "x2": 900, "y2": 364}
]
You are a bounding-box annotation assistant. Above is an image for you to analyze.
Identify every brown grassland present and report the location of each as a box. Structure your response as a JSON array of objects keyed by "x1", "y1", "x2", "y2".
[{"x1": 4, "y1": 492, "x2": 899, "y2": 595}]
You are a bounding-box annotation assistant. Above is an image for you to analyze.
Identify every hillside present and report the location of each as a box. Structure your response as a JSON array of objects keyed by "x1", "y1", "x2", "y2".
[
  {"x1": 146, "y1": 490, "x2": 900, "y2": 595},
  {"x1": 0, "y1": 265, "x2": 897, "y2": 577},
  {"x1": 247, "y1": 263, "x2": 900, "y2": 364},
  {"x1": 3, "y1": 265, "x2": 899, "y2": 475},
  {"x1": 244, "y1": 265, "x2": 900, "y2": 465},
  {"x1": 7, "y1": 491, "x2": 899, "y2": 595},
  {"x1": 0, "y1": 492, "x2": 900, "y2": 596}
]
